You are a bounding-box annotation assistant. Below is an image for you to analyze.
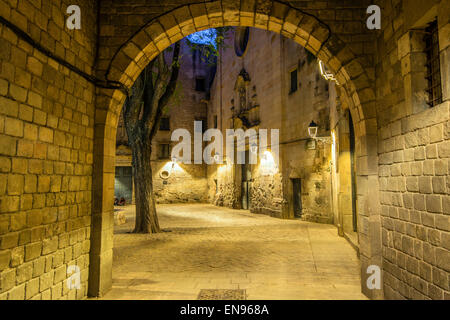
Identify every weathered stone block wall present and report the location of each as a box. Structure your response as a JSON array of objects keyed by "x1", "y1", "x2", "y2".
[
  {"x1": 375, "y1": 0, "x2": 449, "y2": 299},
  {"x1": 152, "y1": 162, "x2": 208, "y2": 204},
  {"x1": 209, "y1": 163, "x2": 241, "y2": 208},
  {"x1": 0, "y1": 0, "x2": 97, "y2": 299},
  {"x1": 207, "y1": 28, "x2": 335, "y2": 222},
  {"x1": 280, "y1": 37, "x2": 335, "y2": 223},
  {"x1": 250, "y1": 171, "x2": 283, "y2": 217},
  {"x1": 206, "y1": 28, "x2": 286, "y2": 214}
]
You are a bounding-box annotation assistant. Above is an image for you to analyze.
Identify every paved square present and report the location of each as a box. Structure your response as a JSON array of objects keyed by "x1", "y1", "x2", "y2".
[{"x1": 100, "y1": 204, "x2": 366, "y2": 300}]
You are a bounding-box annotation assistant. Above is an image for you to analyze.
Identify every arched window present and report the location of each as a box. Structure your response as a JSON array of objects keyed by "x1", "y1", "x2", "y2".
[{"x1": 234, "y1": 27, "x2": 250, "y2": 57}]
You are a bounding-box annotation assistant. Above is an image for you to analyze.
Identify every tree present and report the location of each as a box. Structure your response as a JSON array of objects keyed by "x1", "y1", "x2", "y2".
[
  {"x1": 122, "y1": 28, "x2": 230, "y2": 234},
  {"x1": 123, "y1": 42, "x2": 181, "y2": 233}
]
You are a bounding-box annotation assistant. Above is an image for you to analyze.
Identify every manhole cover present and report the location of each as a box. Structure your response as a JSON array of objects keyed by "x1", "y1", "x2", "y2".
[{"x1": 197, "y1": 289, "x2": 247, "y2": 300}]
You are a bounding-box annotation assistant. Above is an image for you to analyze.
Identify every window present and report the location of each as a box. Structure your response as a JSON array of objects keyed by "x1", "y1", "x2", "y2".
[
  {"x1": 196, "y1": 118, "x2": 207, "y2": 133},
  {"x1": 159, "y1": 117, "x2": 170, "y2": 131},
  {"x1": 214, "y1": 115, "x2": 218, "y2": 129},
  {"x1": 201, "y1": 118, "x2": 207, "y2": 133},
  {"x1": 159, "y1": 144, "x2": 170, "y2": 159},
  {"x1": 195, "y1": 78, "x2": 206, "y2": 92},
  {"x1": 290, "y1": 69, "x2": 298, "y2": 94},
  {"x1": 123, "y1": 167, "x2": 132, "y2": 176},
  {"x1": 234, "y1": 27, "x2": 250, "y2": 57},
  {"x1": 424, "y1": 20, "x2": 442, "y2": 107}
]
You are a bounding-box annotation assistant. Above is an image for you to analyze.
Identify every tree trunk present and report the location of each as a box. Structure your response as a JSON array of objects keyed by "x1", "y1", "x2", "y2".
[{"x1": 132, "y1": 140, "x2": 160, "y2": 233}]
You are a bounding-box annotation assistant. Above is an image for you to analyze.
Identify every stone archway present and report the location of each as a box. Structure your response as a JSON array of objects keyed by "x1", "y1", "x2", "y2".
[{"x1": 89, "y1": 0, "x2": 382, "y2": 299}]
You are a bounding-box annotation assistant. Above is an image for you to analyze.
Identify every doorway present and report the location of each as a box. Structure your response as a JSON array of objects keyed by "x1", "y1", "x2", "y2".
[
  {"x1": 348, "y1": 111, "x2": 357, "y2": 232},
  {"x1": 241, "y1": 150, "x2": 252, "y2": 210},
  {"x1": 114, "y1": 166, "x2": 133, "y2": 204},
  {"x1": 292, "y1": 178, "x2": 302, "y2": 218}
]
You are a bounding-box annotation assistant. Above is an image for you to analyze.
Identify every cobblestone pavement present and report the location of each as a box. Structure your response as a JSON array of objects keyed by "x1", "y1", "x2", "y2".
[{"x1": 100, "y1": 204, "x2": 367, "y2": 300}]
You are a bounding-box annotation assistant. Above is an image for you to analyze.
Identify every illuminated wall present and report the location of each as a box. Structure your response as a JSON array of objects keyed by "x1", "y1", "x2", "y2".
[{"x1": 207, "y1": 28, "x2": 336, "y2": 220}]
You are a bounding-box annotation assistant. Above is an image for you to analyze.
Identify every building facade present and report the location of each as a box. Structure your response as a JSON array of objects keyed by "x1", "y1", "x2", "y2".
[
  {"x1": 114, "y1": 40, "x2": 214, "y2": 204},
  {"x1": 0, "y1": 0, "x2": 448, "y2": 300},
  {"x1": 206, "y1": 28, "x2": 338, "y2": 225}
]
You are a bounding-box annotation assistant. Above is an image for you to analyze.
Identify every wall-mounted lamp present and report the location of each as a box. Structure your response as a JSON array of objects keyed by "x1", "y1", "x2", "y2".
[
  {"x1": 308, "y1": 121, "x2": 318, "y2": 138},
  {"x1": 308, "y1": 120, "x2": 331, "y2": 144},
  {"x1": 318, "y1": 60, "x2": 339, "y2": 85}
]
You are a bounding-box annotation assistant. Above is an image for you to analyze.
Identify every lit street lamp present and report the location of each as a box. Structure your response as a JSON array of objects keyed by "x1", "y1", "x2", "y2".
[
  {"x1": 308, "y1": 121, "x2": 318, "y2": 138},
  {"x1": 308, "y1": 120, "x2": 331, "y2": 144}
]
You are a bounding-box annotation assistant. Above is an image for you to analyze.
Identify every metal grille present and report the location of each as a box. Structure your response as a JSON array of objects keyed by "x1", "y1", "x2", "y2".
[
  {"x1": 424, "y1": 20, "x2": 442, "y2": 107},
  {"x1": 159, "y1": 143, "x2": 170, "y2": 159},
  {"x1": 197, "y1": 289, "x2": 247, "y2": 300}
]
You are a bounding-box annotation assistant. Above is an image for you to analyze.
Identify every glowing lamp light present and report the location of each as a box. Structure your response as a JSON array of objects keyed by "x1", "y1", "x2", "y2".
[
  {"x1": 308, "y1": 120, "x2": 332, "y2": 144},
  {"x1": 159, "y1": 157, "x2": 184, "y2": 179},
  {"x1": 259, "y1": 150, "x2": 278, "y2": 175},
  {"x1": 318, "y1": 60, "x2": 339, "y2": 85},
  {"x1": 250, "y1": 142, "x2": 258, "y2": 154},
  {"x1": 308, "y1": 121, "x2": 319, "y2": 138}
]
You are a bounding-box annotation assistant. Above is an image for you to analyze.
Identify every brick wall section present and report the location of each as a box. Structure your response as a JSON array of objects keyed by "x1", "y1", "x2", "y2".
[
  {"x1": 0, "y1": 0, "x2": 97, "y2": 300},
  {"x1": 375, "y1": 0, "x2": 449, "y2": 299}
]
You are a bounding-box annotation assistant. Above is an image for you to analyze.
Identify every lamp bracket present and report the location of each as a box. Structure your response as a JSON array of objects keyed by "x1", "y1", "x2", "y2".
[{"x1": 315, "y1": 136, "x2": 332, "y2": 144}]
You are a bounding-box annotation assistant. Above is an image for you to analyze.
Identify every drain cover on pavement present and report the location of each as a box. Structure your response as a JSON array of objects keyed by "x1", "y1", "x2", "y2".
[{"x1": 197, "y1": 289, "x2": 247, "y2": 300}]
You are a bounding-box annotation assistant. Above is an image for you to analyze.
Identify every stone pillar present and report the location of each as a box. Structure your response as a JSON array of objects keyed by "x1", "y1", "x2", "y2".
[{"x1": 88, "y1": 89, "x2": 119, "y2": 297}]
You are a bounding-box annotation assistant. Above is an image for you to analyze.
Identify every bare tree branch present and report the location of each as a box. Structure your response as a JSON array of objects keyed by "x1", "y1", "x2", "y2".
[
  {"x1": 123, "y1": 74, "x2": 146, "y2": 143},
  {"x1": 149, "y1": 42, "x2": 181, "y2": 139}
]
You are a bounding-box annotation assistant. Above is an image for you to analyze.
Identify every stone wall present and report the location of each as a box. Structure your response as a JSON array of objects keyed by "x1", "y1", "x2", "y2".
[
  {"x1": 374, "y1": 0, "x2": 449, "y2": 300},
  {"x1": 0, "y1": 0, "x2": 97, "y2": 299},
  {"x1": 280, "y1": 37, "x2": 335, "y2": 223},
  {"x1": 207, "y1": 28, "x2": 336, "y2": 222}
]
